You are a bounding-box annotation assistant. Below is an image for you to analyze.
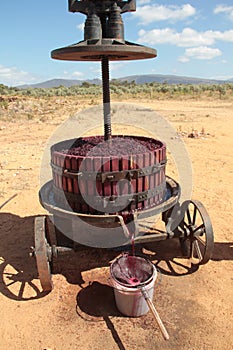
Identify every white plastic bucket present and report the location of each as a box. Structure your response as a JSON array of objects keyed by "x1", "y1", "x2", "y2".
[{"x1": 110, "y1": 256, "x2": 157, "y2": 317}]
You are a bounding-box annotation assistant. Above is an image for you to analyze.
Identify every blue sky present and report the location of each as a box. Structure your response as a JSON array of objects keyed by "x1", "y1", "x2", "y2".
[{"x1": 0, "y1": 1, "x2": 233, "y2": 86}]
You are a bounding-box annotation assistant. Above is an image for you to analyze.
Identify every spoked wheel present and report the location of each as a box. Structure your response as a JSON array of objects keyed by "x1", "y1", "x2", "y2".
[
  {"x1": 177, "y1": 200, "x2": 214, "y2": 265},
  {"x1": 34, "y1": 216, "x2": 53, "y2": 291}
]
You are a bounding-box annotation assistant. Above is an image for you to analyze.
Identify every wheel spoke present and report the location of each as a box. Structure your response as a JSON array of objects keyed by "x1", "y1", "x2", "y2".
[
  {"x1": 28, "y1": 281, "x2": 41, "y2": 294},
  {"x1": 166, "y1": 260, "x2": 176, "y2": 275},
  {"x1": 6, "y1": 280, "x2": 17, "y2": 287},
  {"x1": 186, "y1": 208, "x2": 192, "y2": 224},
  {"x1": 183, "y1": 221, "x2": 190, "y2": 229},
  {"x1": 18, "y1": 281, "x2": 26, "y2": 299},
  {"x1": 195, "y1": 234, "x2": 206, "y2": 246},
  {"x1": 193, "y1": 223, "x2": 205, "y2": 234},
  {"x1": 177, "y1": 223, "x2": 185, "y2": 234},
  {"x1": 192, "y1": 205, "x2": 197, "y2": 225},
  {"x1": 190, "y1": 240, "x2": 194, "y2": 259},
  {"x1": 193, "y1": 240, "x2": 203, "y2": 261}
]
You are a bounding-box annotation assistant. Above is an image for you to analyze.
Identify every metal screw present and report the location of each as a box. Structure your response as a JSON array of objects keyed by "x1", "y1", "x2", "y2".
[
  {"x1": 101, "y1": 56, "x2": 112, "y2": 141},
  {"x1": 29, "y1": 246, "x2": 35, "y2": 257}
]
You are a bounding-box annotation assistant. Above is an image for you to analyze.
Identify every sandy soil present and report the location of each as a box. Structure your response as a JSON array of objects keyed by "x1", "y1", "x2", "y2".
[{"x1": 0, "y1": 97, "x2": 232, "y2": 350}]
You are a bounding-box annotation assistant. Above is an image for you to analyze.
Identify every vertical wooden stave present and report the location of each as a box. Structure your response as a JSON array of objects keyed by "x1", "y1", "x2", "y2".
[
  {"x1": 85, "y1": 156, "x2": 95, "y2": 214},
  {"x1": 162, "y1": 145, "x2": 166, "y2": 200},
  {"x1": 57, "y1": 154, "x2": 62, "y2": 190},
  {"x1": 61, "y1": 154, "x2": 67, "y2": 193},
  {"x1": 149, "y1": 150, "x2": 155, "y2": 207},
  {"x1": 65, "y1": 156, "x2": 72, "y2": 193},
  {"x1": 93, "y1": 156, "x2": 103, "y2": 214},
  {"x1": 155, "y1": 148, "x2": 160, "y2": 205},
  {"x1": 130, "y1": 154, "x2": 137, "y2": 212},
  {"x1": 102, "y1": 156, "x2": 111, "y2": 213},
  {"x1": 111, "y1": 157, "x2": 119, "y2": 197},
  {"x1": 136, "y1": 153, "x2": 143, "y2": 210},
  {"x1": 51, "y1": 153, "x2": 58, "y2": 188},
  {"x1": 65, "y1": 155, "x2": 74, "y2": 210},
  {"x1": 143, "y1": 152, "x2": 150, "y2": 209},
  {"x1": 71, "y1": 156, "x2": 81, "y2": 212},
  {"x1": 121, "y1": 155, "x2": 130, "y2": 196},
  {"x1": 102, "y1": 156, "x2": 111, "y2": 197},
  {"x1": 77, "y1": 157, "x2": 87, "y2": 213}
]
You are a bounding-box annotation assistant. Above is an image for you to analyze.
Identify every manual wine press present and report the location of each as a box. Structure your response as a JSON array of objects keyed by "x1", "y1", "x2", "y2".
[{"x1": 33, "y1": 0, "x2": 214, "y2": 295}]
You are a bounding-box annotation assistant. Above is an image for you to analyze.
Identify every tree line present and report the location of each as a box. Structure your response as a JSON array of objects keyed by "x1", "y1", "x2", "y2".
[{"x1": 0, "y1": 81, "x2": 233, "y2": 99}]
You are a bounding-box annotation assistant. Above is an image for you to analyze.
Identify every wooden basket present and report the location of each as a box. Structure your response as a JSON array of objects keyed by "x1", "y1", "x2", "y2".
[{"x1": 50, "y1": 135, "x2": 167, "y2": 215}]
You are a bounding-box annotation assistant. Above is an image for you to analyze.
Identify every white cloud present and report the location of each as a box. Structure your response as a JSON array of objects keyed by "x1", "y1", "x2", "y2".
[
  {"x1": 214, "y1": 5, "x2": 233, "y2": 21},
  {"x1": 138, "y1": 27, "x2": 233, "y2": 47},
  {"x1": 70, "y1": 71, "x2": 85, "y2": 78},
  {"x1": 90, "y1": 65, "x2": 101, "y2": 75},
  {"x1": 87, "y1": 62, "x2": 127, "y2": 78},
  {"x1": 209, "y1": 74, "x2": 232, "y2": 80},
  {"x1": 109, "y1": 62, "x2": 127, "y2": 71},
  {"x1": 138, "y1": 0, "x2": 151, "y2": 4},
  {"x1": 0, "y1": 65, "x2": 37, "y2": 86},
  {"x1": 212, "y1": 30, "x2": 233, "y2": 41},
  {"x1": 134, "y1": 4, "x2": 196, "y2": 24},
  {"x1": 138, "y1": 26, "x2": 231, "y2": 62},
  {"x1": 179, "y1": 46, "x2": 222, "y2": 62},
  {"x1": 62, "y1": 70, "x2": 84, "y2": 79},
  {"x1": 77, "y1": 23, "x2": 84, "y2": 31},
  {"x1": 178, "y1": 56, "x2": 190, "y2": 63}
]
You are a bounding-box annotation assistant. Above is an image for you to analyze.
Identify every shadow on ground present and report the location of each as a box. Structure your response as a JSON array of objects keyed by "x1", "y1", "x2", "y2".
[{"x1": 0, "y1": 213, "x2": 232, "y2": 301}]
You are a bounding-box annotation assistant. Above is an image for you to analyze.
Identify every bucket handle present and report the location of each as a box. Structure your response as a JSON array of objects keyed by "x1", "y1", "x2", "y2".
[{"x1": 141, "y1": 287, "x2": 169, "y2": 341}]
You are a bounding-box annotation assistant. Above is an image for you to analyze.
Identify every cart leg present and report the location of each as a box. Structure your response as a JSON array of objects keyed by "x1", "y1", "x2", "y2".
[{"x1": 34, "y1": 216, "x2": 53, "y2": 292}]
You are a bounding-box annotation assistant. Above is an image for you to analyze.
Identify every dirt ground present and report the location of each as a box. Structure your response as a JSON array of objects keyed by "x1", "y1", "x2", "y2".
[{"x1": 0, "y1": 97, "x2": 232, "y2": 350}]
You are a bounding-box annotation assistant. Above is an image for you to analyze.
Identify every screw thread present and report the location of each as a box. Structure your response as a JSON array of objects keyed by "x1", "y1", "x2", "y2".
[{"x1": 101, "y1": 56, "x2": 112, "y2": 141}]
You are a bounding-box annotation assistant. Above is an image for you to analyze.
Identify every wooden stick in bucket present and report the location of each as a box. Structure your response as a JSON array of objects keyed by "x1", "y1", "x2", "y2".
[{"x1": 141, "y1": 287, "x2": 169, "y2": 341}]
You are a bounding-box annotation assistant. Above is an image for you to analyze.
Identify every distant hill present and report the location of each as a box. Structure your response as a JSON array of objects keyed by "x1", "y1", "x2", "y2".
[
  {"x1": 17, "y1": 78, "x2": 101, "y2": 89},
  {"x1": 16, "y1": 74, "x2": 233, "y2": 89},
  {"x1": 117, "y1": 74, "x2": 227, "y2": 85}
]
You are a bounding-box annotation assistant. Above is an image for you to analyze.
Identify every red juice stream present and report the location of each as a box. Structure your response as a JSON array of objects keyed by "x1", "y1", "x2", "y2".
[
  {"x1": 122, "y1": 213, "x2": 135, "y2": 256},
  {"x1": 131, "y1": 233, "x2": 135, "y2": 256},
  {"x1": 121, "y1": 214, "x2": 140, "y2": 285}
]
